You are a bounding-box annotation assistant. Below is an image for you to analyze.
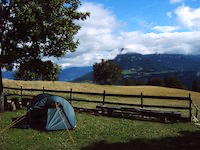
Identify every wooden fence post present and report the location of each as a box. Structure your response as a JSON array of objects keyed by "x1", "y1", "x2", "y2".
[
  {"x1": 21, "y1": 86, "x2": 23, "y2": 100},
  {"x1": 4, "y1": 95, "x2": 8, "y2": 110},
  {"x1": 141, "y1": 92, "x2": 143, "y2": 108},
  {"x1": 189, "y1": 93, "x2": 192, "y2": 121},
  {"x1": 69, "y1": 88, "x2": 72, "y2": 104},
  {"x1": 43, "y1": 87, "x2": 45, "y2": 94},
  {"x1": 102, "y1": 90, "x2": 106, "y2": 105}
]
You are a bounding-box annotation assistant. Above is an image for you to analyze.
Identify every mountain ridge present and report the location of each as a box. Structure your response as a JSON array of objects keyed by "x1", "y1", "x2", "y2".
[{"x1": 73, "y1": 53, "x2": 200, "y2": 89}]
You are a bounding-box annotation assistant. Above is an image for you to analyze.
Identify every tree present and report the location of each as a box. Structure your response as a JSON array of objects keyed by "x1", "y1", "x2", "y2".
[
  {"x1": 14, "y1": 59, "x2": 61, "y2": 81},
  {"x1": 0, "y1": 0, "x2": 89, "y2": 112},
  {"x1": 192, "y1": 79, "x2": 199, "y2": 92},
  {"x1": 93, "y1": 59, "x2": 122, "y2": 85},
  {"x1": 147, "y1": 78, "x2": 164, "y2": 87},
  {"x1": 164, "y1": 76, "x2": 185, "y2": 89}
]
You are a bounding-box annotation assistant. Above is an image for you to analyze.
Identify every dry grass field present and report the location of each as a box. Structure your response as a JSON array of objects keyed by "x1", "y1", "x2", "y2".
[{"x1": 3, "y1": 79, "x2": 200, "y2": 106}]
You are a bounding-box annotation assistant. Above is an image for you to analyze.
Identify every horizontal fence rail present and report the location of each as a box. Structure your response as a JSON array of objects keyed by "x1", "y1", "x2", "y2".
[{"x1": 3, "y1": 86, "x2": 197, "y2": 121}]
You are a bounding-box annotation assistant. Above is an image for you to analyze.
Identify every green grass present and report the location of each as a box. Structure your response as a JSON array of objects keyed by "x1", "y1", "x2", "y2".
[{"x1": 0, "y1": 109, "x2": 200, "y2": 150}]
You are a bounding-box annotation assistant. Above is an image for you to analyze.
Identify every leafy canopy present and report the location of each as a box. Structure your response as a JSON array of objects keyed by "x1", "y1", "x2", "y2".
[
  {"x1": 0, "y1": 0, "x2": 89, "y2": 69},
  {"x1": 14, "y1": 59, "x2": 61, "y2": 81},
  {"x1": 93, "y1": 59, "x2": 122, "y2": 85}
]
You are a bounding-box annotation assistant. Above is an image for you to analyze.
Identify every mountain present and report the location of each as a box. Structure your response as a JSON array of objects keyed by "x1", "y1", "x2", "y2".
[
  {"x1": 74, "y1": 53, "x2": 200, "y2": 89},
  {"x1": 58, "y1": 66, "x2": 92, "y2": 81},
  {"x1": 2, "y1": 71, "x2": 15, "y2": 79},
  {"x1": 113, "y1": 53, "x2": 172, "y2": 72},
  {"x1": 146, "y1": 54, "x2": 200, "y2": 72},
  {"x1": 73, "y1": 71, "x2": 93, "y2": 83},
  {"x1": 2, "y1": 66, "x2": 92, "y2": 81}
]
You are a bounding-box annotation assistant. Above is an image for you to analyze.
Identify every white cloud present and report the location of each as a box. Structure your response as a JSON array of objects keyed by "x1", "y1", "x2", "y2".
[
  {"x1": 119, "y1": 31, "x2": 200, "y2": 55},
  {"x1": 50, "y1": 2, "x2": 200, "y2": 69},
  {"x1": 153, "y1": 26, "x2": 179, "y2": 32},
  {"x1": 170, "y1": 0, "x2": 184, "y2": 4},
  {"x1": 175, "y1": 5, "x2": 200, "y2": 30},
  {"x1": 53, "y1": 2, "x2": 121, "y2": 69},
  {"x1": 167, "y1": 12, "x2": 172, "y2": 18}
]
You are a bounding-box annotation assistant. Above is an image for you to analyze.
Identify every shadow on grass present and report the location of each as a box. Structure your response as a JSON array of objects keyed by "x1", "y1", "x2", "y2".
[{"x1": 81, "y1": 130, "x2": 200, "y2": 150}]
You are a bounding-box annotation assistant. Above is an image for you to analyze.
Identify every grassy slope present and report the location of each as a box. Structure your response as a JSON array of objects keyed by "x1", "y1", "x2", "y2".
[
  {"x1": 3, "y1": 79, "x2": 200, "y2": 105},
  {"x1": 1, "y1": 80, "x2": 200, "y2": 150}
]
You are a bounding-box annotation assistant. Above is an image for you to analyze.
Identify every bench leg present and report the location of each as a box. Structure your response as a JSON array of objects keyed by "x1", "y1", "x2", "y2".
[{"x1": 108, "y1": 109, "x2": 113, "y2": 116}]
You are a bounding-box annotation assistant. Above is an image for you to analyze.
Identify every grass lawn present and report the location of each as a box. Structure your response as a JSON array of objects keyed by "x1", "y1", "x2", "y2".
[{"x1": 0, "y1": 109, "x2": 200, "y2": 150}]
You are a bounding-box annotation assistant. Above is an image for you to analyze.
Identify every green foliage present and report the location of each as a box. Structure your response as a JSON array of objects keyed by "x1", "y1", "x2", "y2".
[
  {"x1": 93, "y1": 59, "x2": 122, "y2": 85},
  {"x1": 14, "y1": 59, "x2": 61, "y2": 81},
  {"x1": 0, "y1": 0, "x2": 89, "y2": 67},
  {"x1": 147, "y1": 78, "x2": 165, "y2": 87},
  {"x1": 164, "y1": 76, "x2": 185, "y2": 89},
  {"x1": 192, "y1": 79, "x2": 199, "y2": 92},
  {"x1": 0, "y1": 0, "x2": 89, "y2": 98}
]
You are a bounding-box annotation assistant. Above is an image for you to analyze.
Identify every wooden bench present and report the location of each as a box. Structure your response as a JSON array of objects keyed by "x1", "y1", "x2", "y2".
[{"x1": 96, "y1": 105, "x2": 181, "y2": 123}]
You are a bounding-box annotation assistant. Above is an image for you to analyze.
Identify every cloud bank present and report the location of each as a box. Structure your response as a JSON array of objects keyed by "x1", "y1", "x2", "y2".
[
  {"x1": 52, "y1": 2, "x2": 200, "y2": 69},
  {"x1": 175, "y1": 5, "x2": 200, "y2": 30}
]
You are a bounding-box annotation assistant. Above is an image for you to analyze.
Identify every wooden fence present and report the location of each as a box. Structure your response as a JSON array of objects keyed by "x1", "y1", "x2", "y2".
[{"x1": 3, "y1": 86, "x2": 199, "y2": 121}]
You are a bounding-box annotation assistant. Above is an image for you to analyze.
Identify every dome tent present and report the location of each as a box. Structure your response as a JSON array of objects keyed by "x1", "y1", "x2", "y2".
[{"x1": 27, "y1": 94, "x2": 76, "y2": 131}]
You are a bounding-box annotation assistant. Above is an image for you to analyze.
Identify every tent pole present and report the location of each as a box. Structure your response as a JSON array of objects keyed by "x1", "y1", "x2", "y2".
[
  {"x1": 55, "y1": 103, "x2": 74, "y2": 143},
  {"x1": 0, "y1": 115, "x2": 26, "y2": 134}
]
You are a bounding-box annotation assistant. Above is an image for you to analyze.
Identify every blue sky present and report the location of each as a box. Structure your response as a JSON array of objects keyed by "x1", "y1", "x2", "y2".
[
  {"x1": 49, "y1": 0, "x2": 200, "y2": 68},
  {"x1": 83, "y1": 0, "x2": 200, "y2": 32}
]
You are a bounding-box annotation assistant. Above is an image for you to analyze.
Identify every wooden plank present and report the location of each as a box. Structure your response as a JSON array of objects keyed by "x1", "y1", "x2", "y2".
[
  {"x1": 71, "y1": 98, "x2": 103, "y2": 104},
  {"x1": 69, "y1": 88, "x2": 72, "y2": 104},
  {"x1": 104, "y1": 101, "x2": 141, "y2": 107},
  {"x1": 105, "y1": 93, "x2": 141, "y2": 98},
  {"x1": 192, "y1": 102, "x2": 199, "y2": 111},
  {"x1": 141, "y1": 93, "x2": 143, "y2": 108},
  {"x1": 71, "y1": 98, "x2": 188, "y2": 110},
  {"x1": 70, "y1": 91, "x2": 103, "y2": 96},
  {"x1": 189, "y1": 94, "x2": 192, "y2": 121},
  {"x1": 143, "y1": 104, "x2": 190, "y2": 110},
  {"x1": 3, "y1": 86, "x2": 190, "y2": 101},
  {"x1": 102, "y1": 90, "x2": 106, "y2": 105},
  {"x1": 96, "y1": 105, "x2": 181, "y2": 118},
  {"x1": 96, "y1": 105, "x2": 181, "y2": 114},
  {"x1": 3, "y1": 87, "x2": 21, "y2": 90},
  {"x1": 142, "y1": 95, "x2": 189, "y2": 101}
]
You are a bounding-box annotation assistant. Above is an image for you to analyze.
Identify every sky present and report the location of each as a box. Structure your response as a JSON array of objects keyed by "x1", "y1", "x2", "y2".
[{"x1": 51, "y1": 0, "x2": 200, "y2": 69}]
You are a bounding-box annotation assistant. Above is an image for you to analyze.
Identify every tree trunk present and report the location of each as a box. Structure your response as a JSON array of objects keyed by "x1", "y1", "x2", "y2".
[{"x1": 0, "y1": 67, "x2": 4, "y2": 112}]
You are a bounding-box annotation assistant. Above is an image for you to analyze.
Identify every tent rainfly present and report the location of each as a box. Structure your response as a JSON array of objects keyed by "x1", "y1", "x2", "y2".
[{"x1": 26, "y1": 94, "x2": 76, "y2": 131}]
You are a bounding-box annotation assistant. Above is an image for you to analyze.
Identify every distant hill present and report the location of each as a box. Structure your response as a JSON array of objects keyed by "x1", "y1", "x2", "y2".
[
  {"x1": 59, "y1": 66, "x2": 92, "y2": 81},
  {"x1": 2, "y1": 66, "x2": 92, "y2": 81},
  {"x1": 73, "y1": 71, "x2": 93, "y2": 82},
  {"x1": 74, "y1": 53, "x2": 200, "y2": 89},
  {"x1": 2, "y1": 71, "x2": 15, "y2": 79},
  {"x1": 146, "y1": 54, "x2": 200, "y2": 72},
  {"x1": 113, "y1": 53, "x2": 172, "y2": 72}
]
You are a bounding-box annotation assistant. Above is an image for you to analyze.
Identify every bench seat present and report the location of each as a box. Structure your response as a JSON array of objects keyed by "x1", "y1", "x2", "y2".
[{"x1": 96, "y1": 105, "x2": 181, "y2": 122}]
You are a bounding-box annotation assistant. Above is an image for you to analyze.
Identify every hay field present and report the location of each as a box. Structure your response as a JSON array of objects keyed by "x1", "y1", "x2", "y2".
[{"x1": 3, "y1": 79, "x2": 200, "y2": 106}]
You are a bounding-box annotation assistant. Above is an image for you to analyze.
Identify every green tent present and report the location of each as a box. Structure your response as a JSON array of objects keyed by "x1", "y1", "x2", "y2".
[{"x1": 27, "y1": 94, "x2": 76, "y2": 131}]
